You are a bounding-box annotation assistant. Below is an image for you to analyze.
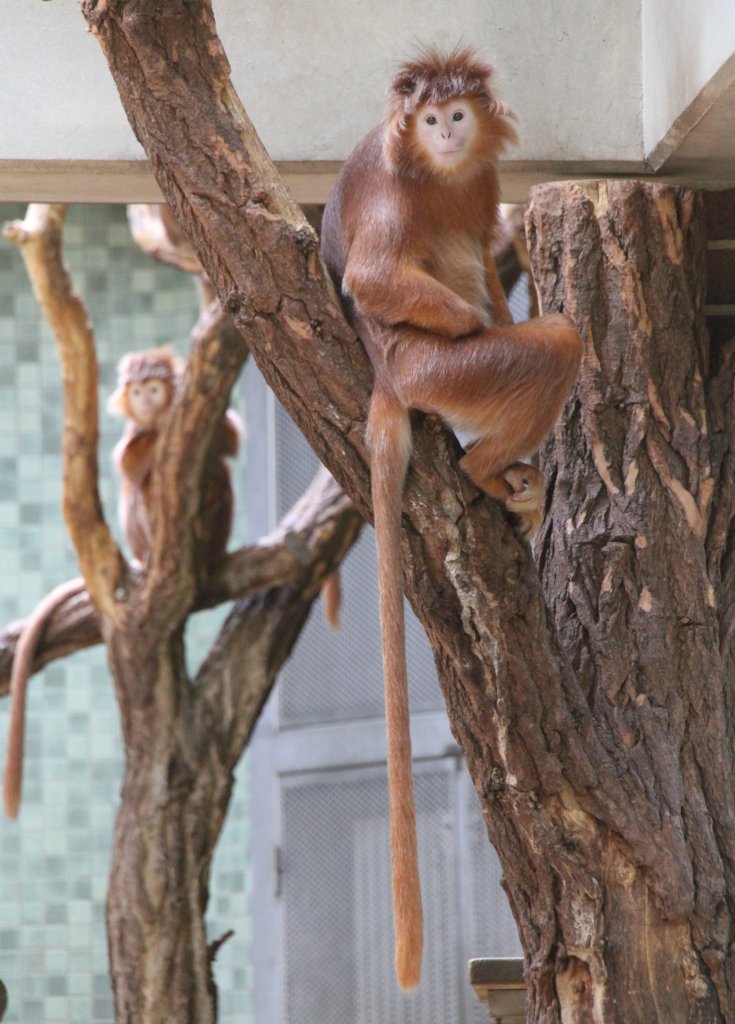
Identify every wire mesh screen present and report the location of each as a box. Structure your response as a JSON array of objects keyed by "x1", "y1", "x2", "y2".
[
  {"x1": 508, "y1": 272, "x2": 533, "y2": 323},
  {"x1": 281, "y1": 764, "x2": 493, "y2": 1024},
  {"x1": 273, "y1": 401, "x2": 443, "y2": 727}
]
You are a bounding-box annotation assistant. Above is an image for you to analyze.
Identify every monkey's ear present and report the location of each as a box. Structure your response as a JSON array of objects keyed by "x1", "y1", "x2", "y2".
[
  {"x1": 485, "y1": 97, "x2": 519, "y2": 152},
  {"x1": 107, "y1": 387, "x2": 127, "y2": 418}
]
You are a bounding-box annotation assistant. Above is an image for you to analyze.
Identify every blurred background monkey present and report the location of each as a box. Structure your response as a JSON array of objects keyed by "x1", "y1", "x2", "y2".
[
  {"x1": 107, "y1": 345, "x2": 183, "y2": 561},
  {"x1": 4, "y1": 345, "x2": 240, "y2": 818},
  {"x1": 321, "y1": 46, "x2": 582, "y2": 989},
  {"x1": 107, "y1": 345, "x2": 240, "y2": 566}
]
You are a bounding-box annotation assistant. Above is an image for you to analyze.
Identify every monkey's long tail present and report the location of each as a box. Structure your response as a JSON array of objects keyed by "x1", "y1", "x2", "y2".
[
  {"x1": 3, "y1": 578, "x2": 85, "y2": 818},
  {"x1": 322, "y1": 570, "x2": 342, "y2": 629},
  {"x1": 367, "y1": 389, "x2": 423, "y2": 991}
]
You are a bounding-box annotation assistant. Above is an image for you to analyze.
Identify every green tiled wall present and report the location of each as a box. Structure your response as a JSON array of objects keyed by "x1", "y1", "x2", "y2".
[{"x1": 0, "y1": 204, "x2": 252, "y2": 1023}]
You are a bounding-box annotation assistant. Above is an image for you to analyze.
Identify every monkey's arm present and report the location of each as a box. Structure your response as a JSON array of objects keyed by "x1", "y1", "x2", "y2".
[
  {"x1": 116, "y1": 429, "x2": 158, "y2": 485},
  {"x1": 344, "y1": 238, "x2": 485, "y2": 339}
]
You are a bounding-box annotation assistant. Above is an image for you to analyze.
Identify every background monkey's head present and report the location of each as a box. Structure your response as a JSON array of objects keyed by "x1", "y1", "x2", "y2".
[{"x1": 107, "y1": 345, "x2": 183, "y2": 428}]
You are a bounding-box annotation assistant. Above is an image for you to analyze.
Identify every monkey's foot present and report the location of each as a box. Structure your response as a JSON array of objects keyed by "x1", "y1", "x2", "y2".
[
  {"x1": 474, "y1": 463, "x2": 545, "y2": 540},
  {"x1": 501, "y1": 463, "x2": 545, "y2": 540}
]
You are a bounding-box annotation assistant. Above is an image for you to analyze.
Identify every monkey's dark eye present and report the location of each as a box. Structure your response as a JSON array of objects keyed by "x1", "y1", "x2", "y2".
[
  {"x1": 425, "y1": 115, "x2": 438, "y2": 125},
  {"x1": 452, "y1": 111, "x2": 464, "y2": 122}
]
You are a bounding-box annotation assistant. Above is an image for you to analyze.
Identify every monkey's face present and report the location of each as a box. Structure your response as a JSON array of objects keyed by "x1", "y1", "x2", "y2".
[
  {"x1": 126, "y1": 378, "x2": 171, "y2": 429},
  {"x1": 415, "y1": 99, "x2": 479, "y2": 171}
]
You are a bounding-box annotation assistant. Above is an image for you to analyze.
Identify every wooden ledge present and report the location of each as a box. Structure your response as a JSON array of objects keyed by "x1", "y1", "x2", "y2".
[{"x1": 469, "y1": 958, "x2": 526, "y2": 1023}]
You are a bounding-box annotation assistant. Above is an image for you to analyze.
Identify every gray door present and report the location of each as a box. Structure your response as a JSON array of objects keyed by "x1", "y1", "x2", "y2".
[{"x1": 245, "y1": 361, "x2": 522, "y2": 1024}]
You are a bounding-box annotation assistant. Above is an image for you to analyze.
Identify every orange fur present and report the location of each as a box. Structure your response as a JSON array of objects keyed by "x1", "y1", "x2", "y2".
[
  {"x1": 109, "y1": 347, "x2": 180, "y2": 562},
  {"x1": 322, "y1": 571, "x2": 342, "y2": 630},
  {"x1": 321, "y1": 47, "x2": 582, "y2": 989},
  {"x1": 3, "y1": 578, "x2": 86, "y2": 818}
]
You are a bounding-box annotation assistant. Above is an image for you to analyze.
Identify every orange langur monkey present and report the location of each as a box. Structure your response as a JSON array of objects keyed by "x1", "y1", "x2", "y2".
[
  {"x1": 107, "y1": 345, "x2": 184, "y2": 561},
  {"x1": 3, "y1": 346, "x2": 239, "y2": 818},
  {"x1": 107, "y1": 345, "x2": 240, "y2": 566},
  {"x1": 320, "y1": 46, "x2": 582, "y2": 989}
]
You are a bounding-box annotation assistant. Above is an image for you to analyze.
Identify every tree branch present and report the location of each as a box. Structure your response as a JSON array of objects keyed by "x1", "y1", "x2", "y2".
[
  {"x1": 127, "y1": 203, "x2": 204, "y2": 275},
  {"x1": 3, "y1": 205, "x2": 124, "y2": 618},
  {"x1": 0, "y1": 474, "x2": 361, "y2": 695}
]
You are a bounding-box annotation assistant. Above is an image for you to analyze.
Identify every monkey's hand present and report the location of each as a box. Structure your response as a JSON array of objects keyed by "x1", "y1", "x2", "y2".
[
  {"x1": 501, "y1": 463, "x2": 545, "y2": 540},
  {"x1": 439, "y1": 300, "x2": 487, "y2": 339},
  {"x1": 395, "y1": 269, "x2": 486, "y2": 338}
]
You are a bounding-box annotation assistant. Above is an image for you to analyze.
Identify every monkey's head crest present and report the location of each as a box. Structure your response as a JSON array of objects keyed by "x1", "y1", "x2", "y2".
[
  {"x1": 384, "y1": 45, "x2": 517, "y2": 179},
  {"x1": 107, "y1": 345, "x2": 183, "y2": 417},
  {"x1": 391, "y1": 45, "x2": 494, "y2": 109}
]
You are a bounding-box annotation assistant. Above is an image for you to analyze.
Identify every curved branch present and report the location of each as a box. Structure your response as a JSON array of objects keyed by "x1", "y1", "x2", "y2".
[
  {"x1": 128, "y1": 202, "x2": 219, "y2": 308},
  {"x1": 3, "y1": 205, "x2": 123, "y2": 618},
  {"x1": 0, "y1": 474, "x2": 361, "y2": 695}
]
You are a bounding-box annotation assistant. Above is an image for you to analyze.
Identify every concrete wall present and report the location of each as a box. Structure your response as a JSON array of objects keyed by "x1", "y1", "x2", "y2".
[
  {"x1": 4, "y1": 0, "x2": 642, "y2": 165},
  {"x1": 643, "y1": 0, "x2": 735, "y2": 165},
  {"x1": 223, "y1": 0, "x2": 644, "y2": 164}
]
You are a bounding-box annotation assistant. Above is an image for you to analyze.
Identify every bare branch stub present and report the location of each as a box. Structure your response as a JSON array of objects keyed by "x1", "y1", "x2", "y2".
[{"x1": 127, "y1": 204, "x2": 204, "y2": 276}]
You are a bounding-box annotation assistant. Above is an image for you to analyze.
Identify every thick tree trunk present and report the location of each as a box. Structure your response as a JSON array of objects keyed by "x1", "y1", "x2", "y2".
[
  {"x1": 513, "y1": 180, "x2": 735, "y2": 1022},
  {"x1": 104, "y1": 636, "x2": 224, "y2": 1024},
  {"x1": 102, "y1": 472, "x2": 360, "y2": 1022}
]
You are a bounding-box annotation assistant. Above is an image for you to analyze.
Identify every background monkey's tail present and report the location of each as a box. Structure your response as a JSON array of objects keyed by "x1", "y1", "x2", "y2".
[
  {"x1": 3, "y1": 578, "x2": 85, "y2": 818},
  {"x1": 366, "y1": 389, "x2": 424, "y2": 991}
]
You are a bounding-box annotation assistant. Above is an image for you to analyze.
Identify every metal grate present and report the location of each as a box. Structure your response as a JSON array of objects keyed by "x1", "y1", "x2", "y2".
[
  {"x1": 508, "y1": 272, "x2": 533, "y2": 323},
  {"x1": 282, "y1": 765, "x2": 470, "y2": 1024}
]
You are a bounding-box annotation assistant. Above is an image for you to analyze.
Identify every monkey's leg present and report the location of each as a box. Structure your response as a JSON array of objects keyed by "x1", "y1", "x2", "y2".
[{"x1": 391, "y1": 313, "x2": 581, "y2": 535}]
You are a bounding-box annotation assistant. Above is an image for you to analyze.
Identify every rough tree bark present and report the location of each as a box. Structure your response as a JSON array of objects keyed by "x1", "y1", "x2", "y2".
[
  {"x1": 525, "y1": 182, "x2": 735, "y2": 1020},
  {"x1": 64, "y1": 3, "x2": 735, "y2": 1022},
  {"x1": 3, "y1": 203, "x2": 362, "y2": 1024}
]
